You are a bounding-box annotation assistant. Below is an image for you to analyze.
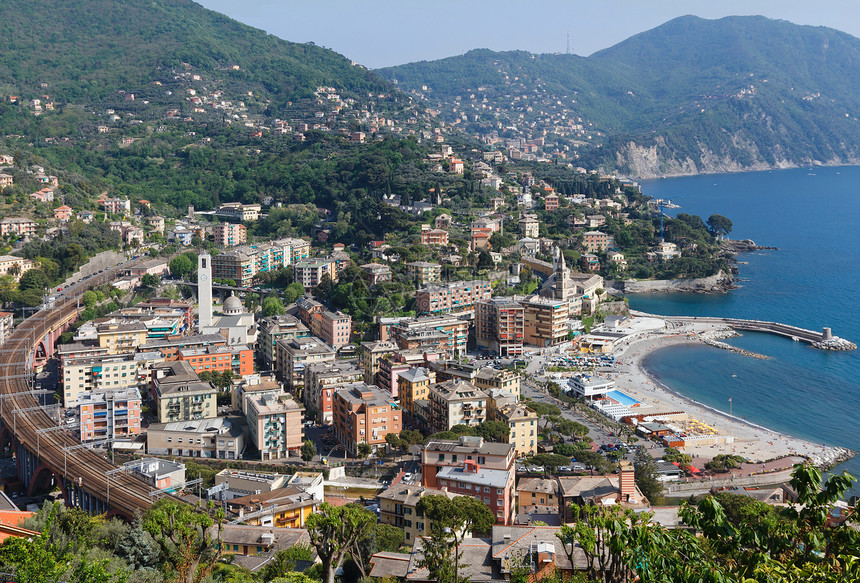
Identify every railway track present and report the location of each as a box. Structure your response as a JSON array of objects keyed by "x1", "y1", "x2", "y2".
[{"x1": 0, "y1": 263, "x2": 158, "y2": 517}]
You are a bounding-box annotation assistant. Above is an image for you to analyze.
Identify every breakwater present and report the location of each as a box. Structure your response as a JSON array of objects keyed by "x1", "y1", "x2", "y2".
[{"x1": 701, "y1": 329, "x2": 770, "y2": 359}]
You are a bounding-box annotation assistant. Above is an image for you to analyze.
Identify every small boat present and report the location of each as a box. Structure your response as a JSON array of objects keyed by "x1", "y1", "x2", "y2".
[{"x1": 731, "y1": 373, "x2": 738, "y2": 378}]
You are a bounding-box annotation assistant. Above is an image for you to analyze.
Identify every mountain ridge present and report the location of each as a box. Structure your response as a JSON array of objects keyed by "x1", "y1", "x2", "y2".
[{"x1": 379, "y1": 15, "x2": 860, "y2": 178}]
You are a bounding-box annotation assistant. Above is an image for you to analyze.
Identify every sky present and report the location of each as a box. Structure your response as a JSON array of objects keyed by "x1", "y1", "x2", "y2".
[{"x1": 194, "y1": 0, "x2": 860, "y2": 69}]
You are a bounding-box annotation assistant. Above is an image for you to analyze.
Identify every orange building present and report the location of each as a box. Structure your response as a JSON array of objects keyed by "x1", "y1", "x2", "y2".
[
  {"x1": 333, "y1": 383, "x2": 401, "y2": 456},
  {"x1": 420, "y1": 225, "x2": 449, "y2": 246},
  {"x1": 177, "y1": 344, "x2": 254, "y2": 377},
  {"x1": 0, "y1": 511, "x2": 39, "y2": 543},
  {"x1": 544, "y1": 193, "x2": 560, "y2": 211}
]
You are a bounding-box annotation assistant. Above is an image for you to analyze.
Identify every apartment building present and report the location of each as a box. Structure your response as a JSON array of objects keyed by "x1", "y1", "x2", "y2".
[
  {"x1": 176, "y1": 344, "x2": 254, "y2": 377},
  {"x1": 493, "y1": 403, "x2": 538, "y2": 457},
  {"x1": 397, "y1": 366, "x2": 435, "y2": 417},
  {"x1": 102, "y1": 197, "x2": 131, "y2": 214},
  {"x1": 332, "y1": 383, "x2": 401, "y2": 456},
  {"x1": 428, "y1": 380, "x2": 489, "y2": 433},
  {"x1": 415, "y1": 280, "x2": 492, "y2": 316},
  {"x1": 78, "y1": 387, "x2": 142, "y2": 442},
  {"x1": 151, "y1": 360, "x2": 217, "y2": 423},
  {"x1": 582, "y1": 231, "x2": 614, "y2": 253},
  {"x1": 436, "y1": 460, "x2": 515, "y2": 525},
  {"x1": 0, "y1": 218, "x2": 36, "y2": 237},
  {"x1": 358, "y1": 340, "x2": 398, "y2": 385},
  {"x1": 420, "y1": 435, "x2": 515, "y2": 489},
  {"x1": 297, "y1": 299, "x2": 352, "y2": 349},
  {"x1": 0, "y1": 256, "x2": 34, "y2": 281},
  {"x1": 521, "y1": 295, "x2": 569, "y2": 347},
  {"x1": 217, "y1": 202, "x2": 261, "y2": 222},
  {"x1": 61, "y1": 352, "x2": 161, "y2": 406},
  {"x1": 518, "y1": 215, "x2": 540, "y2": 239},
  {"x1": 516, "y1": 477, "x2": 561, "y2": 516},
  {"x1": 212, "y1": 250, "x2": 255, "y2": 287},
  {"x1": 246, "y1": 393, "x2": 304, "y2": 460},
  {"x1": 275, "y1": 337, "x2": 336, "y2": 390},
  {"x1": 405, "y1": 261, "x2": 442, "y2": 285},
  {"x1": 475, "y1": 298, "x2": 525, "y2": 357},
  {"x1": 257, "y1": 315, "x2": 310, "y2": 368},
  {"x1": 0, "y1": 311, "x2": 12, "y2": 346},
  {"x1": 96, "y1": 322, "x2": 148, "y2": 354},
  {"x1": 303, "y1": 361, "x2": 363, "y2": 424},
  {"x1": 214, "y1": 223, "x2": 247, "y2": 247},
  {"x1": 293, "y1": 258, "x2": 337, "y2": 288},
  {"x1": 387, "y1": 314, "x2": 469, "y2": 359},
  {"x1": 147, "y1": 417, "x2": 246, "y2": 459},
  {"x1": 141, "y1": 333, "x2": 228, "y2": 359},
  {"x1": 378, "y1": 484, "x2": 456, "y2": 543},
  {"x1": 360, "y1": 263, "x2": 392, "y2": 286},
  {"x1": 419, "y1": 225, "x2": 449, "y2": 246},
  {"x1": 544, "y1": 193, "x2": 559, "y2": 211},
  {"x1": 474, "y1": 367, "x2": 521, "y2": 400}
]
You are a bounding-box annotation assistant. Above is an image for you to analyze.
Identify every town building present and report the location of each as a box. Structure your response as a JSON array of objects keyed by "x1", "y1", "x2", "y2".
[
  {"x1": 53, "y1": 205, "x2": 73, "y2": 221},
  {"x1": 257, "y1": 315, "x2": 309, "y2": 368},
  {"x1": 0, "y1": 256, "x2": 34, "y2": 281},
  {"x1": 303, "y1": 361, "x2": 363, "y2": 423},
  {"x1": 102, "y1": 197, "x2": 131, "y2": 214},
  {"x1": 141, "y1": 333, "x2": 227, "y2": 359},
  {"x1": 0, "y1": 218, "x2": 37, "y2": 237},
  {"x1": 521, "y1": 295, "x2": 569, "y2": 347},
  {"x1": 428, "y1": 380, "x2": 489, "y2": 432},
  {"x1": 332, "y1": 383, "x2": 401, "y2": 456},
  {"x1": 519, "y1": 215, "x2": 540, "y2": 239},
  {"x1": 96, "y1": 321, "x2": 149, "y2": 354},
  {"x1": 212, "y1": 250, "x2": 255, "y2": 287},
  {"x1": 397, "y1": 366, "x2": 435, "y2": 418},
  {"x1": 293, "y1": 258, "x2": 337, "y2": 288},
  {"x1": 147, "y1": 417, "x2": 246, "y2": 460},
  {"x1": 0, "y1": 311, "x2": 13, "y2": 346},
  {"x1": 214, "y1": 222, "x2": 247, "y2": 247},
  {"x1": 582, "y1": 231, "x2": 613, "y2": 253},
  {"x1": 378, "y1": 484, "x2": 456, "y2": 543},
  {"x1": 0, "y1": 173, "x2": 12, "y2": 188},
  {"x1": 176, "y1": 343, "x2": 254, "y2": 377},
  {"x1": 419, "y1": 225, "x2": 449, "y2": 246},
  {"x1": 567, "y1": 374, "x2": 614, "y2": 400},
  {"x1": 130, "y1": 458, "x2": 186, "y2": 491},
  {"x1": 387, "y1": 314, "x2": 469, "y2": 359},
  {"x1": 475, "y1": 297, "x2": 525, "y2": 357},
  {"x1": 146, "y1": 215, "x2": 165, "y2": 234},
  {"x1": 492, "y1": 403, "x2": 538, "y2": 457},
  {"x1": 78, "y1": 387, "x2": 142, "y2": 442},
  {"x1": 297, "y1": 298, "x2": 352, "y2": 350},
  {"x1": 217, "y1": 202, "x2": 261, "y2": 222},
  {"x1": 544, "y1": 193, "x2": 559, "y2": 211},
  {"x1": 405, "y1": 261, "x2": 442, "y2": 285},
  {"x1": 415, "y1": 280, "x2": 492, "y2": 316},
  {"x1": 246, "y1": 393, "x2": 304, "y2": 460},
  {"x1": 358, "y1": 340, "x2": 399, "y2": 385},
  {"x1": 360, "y1": 263, "x2": 392, "y2": 286},
  {"x1": 151, "y1": 360, "x2": 218, "y2": 423},
  {"x1": 474, "y1": 367, "x2": 521, "y2": 399},
  {"x1": 436, "y1": 461, "x2": 515, "y2": 525},
  {"x1": 232, "y1": 374, "x2": 282, "y2": 413},
  {"x1": 275, "y1": 336, "x2": 336, "y2": 391},
  {"x1": 516, "y1": 477, "x2": 561, "y2": 518},
  {"x1": 421, "y1": 435, "x2": 515, "y2": 490},
  {"x1": 557, "y1": 461, "x2": 648, "y2": 521},
  {"x1": 126, "y1": 259, "x2": 171, "y2": 279},
  {"x1": 61, "y1": 352, "x2": 161, "y2": 406},
  {"x1": 223, "y1": 487, "x2": 320, "y2": 529}
]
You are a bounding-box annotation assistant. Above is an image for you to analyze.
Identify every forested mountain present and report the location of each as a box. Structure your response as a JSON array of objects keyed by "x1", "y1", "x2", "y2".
[
  {"x1": 0, "y1": 0, "x2": 390, "y2": 107},
  {"x1": 379, "y1": 16, "x2": 860, "y2": 177}
]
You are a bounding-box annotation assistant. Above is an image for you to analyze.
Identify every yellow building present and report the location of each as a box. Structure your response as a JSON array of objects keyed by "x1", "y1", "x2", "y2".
[
  {"x1": 494, "y1": 403, "x2": 539, "y2": 457},
  {"x1": 475, "y1": 367, "x2": 521, "y2": 400},
  {"x1": 224, "y1": 486, "x2": 319, "y2": 528},
  {"x1": 397, "y1": 367, "x2": 435, "y2": 415},
  {"x1": 97, "y1": 322, "x2": 148, "y2": 355},
  {"x1": 378, "y1": 483, "x2": 456, "y2": 543}
]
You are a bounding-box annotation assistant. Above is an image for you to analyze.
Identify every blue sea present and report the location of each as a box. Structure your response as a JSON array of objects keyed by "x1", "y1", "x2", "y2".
[{"x1": 631, "y1": 166, "x2": 860, "y2": 496}]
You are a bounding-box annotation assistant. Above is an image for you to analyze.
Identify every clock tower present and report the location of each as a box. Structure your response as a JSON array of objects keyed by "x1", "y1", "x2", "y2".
[{"x1": 198, "y1": 253, "x2": 213, "y2": 331}]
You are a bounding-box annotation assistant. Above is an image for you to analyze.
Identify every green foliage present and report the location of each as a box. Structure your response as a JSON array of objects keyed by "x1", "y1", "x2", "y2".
[
  {"x1": 662, "y1": 446, "x2": 693, "y2": 466},
  {"x1": 81, "y1": 290, "x2": 98, "y2": 308},
  {"x1": 140, "y1": 273, "x2": 160, "y2": 289},
  {"x1": 357, "y1": 442, "x2": 372, "y2": 458},
  {"x1": 704, "y1": 454, "x2": 747, "y2": 473},
  {"x1": 306, "y1": 503, "x2": 376, "y2": 583},
  {"x1": 142, "y1": 499, "x2": 223, "y2": 583},
  {"x1": 169, "y1": 253, "x2": 196, "y2": 279},
  {"x1": 475, "y1": 420, "x2": 510, "y2": 442},
  {"x1": 301, "y1": 439, "x2": 317, "y2": 462},
  {"x1": 261, "y1": 295, "x2": 286, "y2": 317},
  {"x1": 259, "y1": 544, "x2": 315, "y2": 582},
  {"x1": 634, "y1": 452, "x2": 665, "y2": 506}
]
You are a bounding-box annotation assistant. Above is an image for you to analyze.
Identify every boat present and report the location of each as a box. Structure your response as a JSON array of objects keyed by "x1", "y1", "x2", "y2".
[{"x1": 731, "y1": 373, "x2": 738, "y2": 378}]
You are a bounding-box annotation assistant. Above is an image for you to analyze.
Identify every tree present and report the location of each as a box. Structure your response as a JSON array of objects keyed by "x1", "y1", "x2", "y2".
[
  {"x1": 283, "y1": 282, "x2": 304, "y2": 304},
  {"x1": 262, "y1": 296, "x2": 286, "y2": 317},
  {"x1": 634, "y1": 452, "x2": 664, "y2": 506},
  {"x1": 259, "y1": 544, "x2": 314, "y2": 582},
  {"x1": 18, "y1": 268, "x2": 49, "y2": 291},
  {"x1": 475, "y1": 420, "x2": 510, "y2": 443},
  {"x1": 357, "y1": 442, "x2": 372, "y2": 458},
  {"x1": 306, "y1": 503, "x2": 376, "y2": 583},
  {"x1": 352, "y1": 523, "x2": 405, "y2": 578},
  {"x1": 141, "y1": 273, "x2": 160, "y2": 289},
  {"x1": 142, "y1": 499, "x2": 223, "y2": 583},
  {"x1": 169, "y1": 254, "x2": 195, "y2": 278},
  {"x1": 416, "y1": 495, "x2": 495, "y2": 583},
  {"x1": 385, "y1": 432, "x2": 403, "y2": 453},
  {"x1": 301, "y1": 439, "x2": 317, "y2": 462},
  {"x1": 706, "y1": 214, "x2": 733, "y2": 238}
]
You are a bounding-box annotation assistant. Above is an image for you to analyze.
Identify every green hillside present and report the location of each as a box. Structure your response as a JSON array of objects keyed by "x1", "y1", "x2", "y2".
[
  {"x1": 0, "y1": 0, "x2": 389, "y2": 106},
  {"x1": 380, "y1": 16, "x2": 860, "y2": 177}
]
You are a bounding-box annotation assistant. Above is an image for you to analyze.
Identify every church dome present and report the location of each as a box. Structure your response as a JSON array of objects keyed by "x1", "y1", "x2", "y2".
[{"x1": 223, "y1": 294, "x2": 243, "y2": 315}]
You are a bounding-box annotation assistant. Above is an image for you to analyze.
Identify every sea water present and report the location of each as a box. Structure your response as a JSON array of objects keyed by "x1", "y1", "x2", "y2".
[{"x1": 631, "y1": 166, "x2": 860, "y2": 495}]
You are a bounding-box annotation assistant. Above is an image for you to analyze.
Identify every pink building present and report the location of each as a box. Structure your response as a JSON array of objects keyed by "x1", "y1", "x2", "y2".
[
  {"x1": 435, "y1": 460, "x2": 515, "y2": 525},
  {"x1": 544, "y1": 193, "x2": 560, "y2": 211},
  {"x1": 0, "y1": 218, "x2": 36, "y2": 236},
  {"x1": 78, "y1": 388, "x2": 141, "y2": 442},
  {"x1": 415, "y1": 280, "x2": 493, "y2": 316},
  {"x1": 53, "y1": 205, "x2": 73, "y2": 221},
  {"x1": 214, "y1": 223, "x2": 247, "y2": 247},
  {"x1": 313, "y1": 310, "x2": 352, "y2": 350}
]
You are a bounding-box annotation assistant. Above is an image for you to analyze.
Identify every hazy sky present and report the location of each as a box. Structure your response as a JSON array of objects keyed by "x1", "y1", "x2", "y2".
[{"x1": 195, "y1": 1, "x2": 860, "y2": 69}]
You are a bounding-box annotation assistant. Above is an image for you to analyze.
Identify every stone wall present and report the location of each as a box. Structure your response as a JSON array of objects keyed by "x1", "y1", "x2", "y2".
[{"x1": 608, "y1": 270, "x2": 733, "y2": 294}]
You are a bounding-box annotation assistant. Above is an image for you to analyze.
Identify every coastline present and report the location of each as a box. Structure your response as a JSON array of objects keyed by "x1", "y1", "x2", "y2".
[{"x1": 608, "y1": 322, "x2": 854, "y2": 470}]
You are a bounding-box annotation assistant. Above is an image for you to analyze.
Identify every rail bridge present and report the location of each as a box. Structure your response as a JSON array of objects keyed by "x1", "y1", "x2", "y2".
[{"x1": 0, "y1": 265, "x2": 159, "y2": 518}]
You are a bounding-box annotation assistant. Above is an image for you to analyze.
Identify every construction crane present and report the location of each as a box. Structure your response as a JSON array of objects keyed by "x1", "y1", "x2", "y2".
[{"x1": 653, "y1": 196, "x2": 684, "y2": 242}]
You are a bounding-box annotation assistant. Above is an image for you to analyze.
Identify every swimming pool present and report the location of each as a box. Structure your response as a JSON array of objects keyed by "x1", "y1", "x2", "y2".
[{"x1": 606, "y1": 389, "x2": 640, "y2": 407}]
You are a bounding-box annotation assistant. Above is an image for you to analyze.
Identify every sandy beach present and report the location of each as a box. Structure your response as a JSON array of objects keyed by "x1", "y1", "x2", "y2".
[{"x1": 607, "y1": 319, "x2": 851, "y2": 469}]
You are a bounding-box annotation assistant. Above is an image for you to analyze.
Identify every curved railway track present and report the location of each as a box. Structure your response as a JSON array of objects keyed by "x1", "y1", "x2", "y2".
[{"x1": 0, "y1": 263, "x2": 158, "y2": 517}]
